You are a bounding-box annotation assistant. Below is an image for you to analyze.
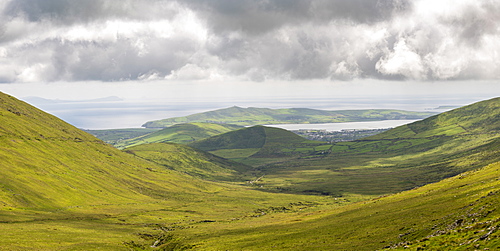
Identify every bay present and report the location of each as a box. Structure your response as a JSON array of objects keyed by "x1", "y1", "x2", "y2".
[{"x1": 264, "y1": 119, "x2": 419, "y2": 131}]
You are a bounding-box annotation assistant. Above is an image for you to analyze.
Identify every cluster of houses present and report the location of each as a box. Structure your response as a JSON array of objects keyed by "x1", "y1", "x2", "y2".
[{"x1": 293, "y1": 128, "x2": 389, "y2": 142}]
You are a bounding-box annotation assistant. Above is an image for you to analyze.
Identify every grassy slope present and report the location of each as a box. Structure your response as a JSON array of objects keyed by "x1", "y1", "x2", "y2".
[
  {"x1": 143, "y1": 106, "x2": 435, "y2": 127},
  {"x1": 114, "y1": 122, "x2": 242, "y2": 149},
  {"x1": 124, "y1": 142, "x2": 253, "y2": 181},
  {"x1": 0, "y1": 91, "x2": 224, "y2": 212}
]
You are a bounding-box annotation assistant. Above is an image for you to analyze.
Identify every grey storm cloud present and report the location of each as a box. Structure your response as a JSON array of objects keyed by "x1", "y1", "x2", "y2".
[
  {"x1": 0, "y1": 0, "x2": 499, "y2": 83},
  {"x1": 3, "y1": 0, "x2": 179, "y2": 24},
  {"x1": 180, "y1": 0, "x2": 410, "y2": 34}
]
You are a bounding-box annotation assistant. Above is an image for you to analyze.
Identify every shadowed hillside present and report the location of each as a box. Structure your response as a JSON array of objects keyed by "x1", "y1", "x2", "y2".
[
  {"x1": 177, "y1": 157, "x2": 500, "y2": 250},
  {"x1": 189, "y1": 125, "x2": 329, "y2": 166}
]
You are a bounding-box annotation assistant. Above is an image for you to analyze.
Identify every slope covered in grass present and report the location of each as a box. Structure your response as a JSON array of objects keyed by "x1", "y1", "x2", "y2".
[
  {"x1": 143, "y1": 106, "x2": 434, "y2": 127},
  {"x1": 0, "y1": 91, "x2": 216, "y2": 212}
]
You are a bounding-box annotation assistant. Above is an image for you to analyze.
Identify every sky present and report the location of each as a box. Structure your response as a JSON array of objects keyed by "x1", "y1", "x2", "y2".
[{"x1": 0, "y1": 0, "x2": 499, "y2": 128}]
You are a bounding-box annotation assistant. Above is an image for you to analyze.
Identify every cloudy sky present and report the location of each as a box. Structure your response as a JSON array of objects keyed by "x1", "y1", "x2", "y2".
[{"x1": 1, "y1": 0, "x2": 499, "y2": 128}]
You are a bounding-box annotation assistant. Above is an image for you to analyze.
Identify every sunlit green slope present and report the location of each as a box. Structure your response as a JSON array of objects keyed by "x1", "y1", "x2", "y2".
[
  {"x1": 143, "y1": 106, "x2": 434, "y2": 127},
  {"x1": 125, "y1": 142, "x2": 253, "y2": 181},
  {"x1": 114, "y1": 122, "x2": 242, "y2": 149}
]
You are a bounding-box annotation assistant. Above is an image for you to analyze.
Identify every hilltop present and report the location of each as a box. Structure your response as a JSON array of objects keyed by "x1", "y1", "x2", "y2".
[{"x1": 142, "y1": 106, "x2": 435, "y2": 127}]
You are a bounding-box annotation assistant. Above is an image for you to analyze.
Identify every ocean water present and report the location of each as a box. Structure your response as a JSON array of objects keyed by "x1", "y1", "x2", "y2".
[{"x1": 22, "y1": 96, "x2": 473, "y2": 130}]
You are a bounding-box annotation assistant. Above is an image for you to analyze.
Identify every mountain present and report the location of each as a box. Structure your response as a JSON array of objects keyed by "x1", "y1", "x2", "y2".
[
  {"x1": 188, "y1": 125, "x2": 330, "y2": 166},
  {"x1": 125, "y1": 142, "x2": 253, "y2": 181},
  {"x1": 0, "y1": 92, "x2": 213, "y2": 211},
  {"x1": 142, "y1": 106, "x2": 435, "y2": 128},
  {"x1": 246, "y1": 97, "x2": 500, "y2": 196},
  {"x1": 114, "y1": 122, "x2": 243, "y2": 149}
]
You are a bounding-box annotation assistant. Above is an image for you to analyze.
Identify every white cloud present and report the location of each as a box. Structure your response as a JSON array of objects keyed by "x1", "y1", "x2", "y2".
[
  {"x1": 376, "y1": 39, "x2": 426, "y2": 79},
  {"x1": 0, "y1": 0, "x2": 499, "y2": 83}
]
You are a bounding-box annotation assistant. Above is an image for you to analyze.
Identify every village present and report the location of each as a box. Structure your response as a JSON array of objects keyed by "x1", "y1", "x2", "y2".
[{"x1": 293, "y1": 128, "x2": 390, "y2": 142}]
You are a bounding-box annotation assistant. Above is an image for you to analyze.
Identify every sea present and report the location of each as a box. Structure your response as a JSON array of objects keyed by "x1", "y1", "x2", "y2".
[{"x1": 21, "y1": 96, "x2": 478, "y2": 130}]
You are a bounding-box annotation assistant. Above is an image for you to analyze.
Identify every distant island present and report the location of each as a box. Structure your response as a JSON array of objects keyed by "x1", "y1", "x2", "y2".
[{"x1": 142, "y1": 106, "x2": 436, "y2": 128}]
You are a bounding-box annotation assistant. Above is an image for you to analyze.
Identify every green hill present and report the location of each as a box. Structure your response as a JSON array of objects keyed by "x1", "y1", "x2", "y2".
[
  {"x1": 113, "y1": 122, "x2": 242, "y2": 149},
  {"x1": 125, "y1": 142, "x2": 253, "y2": 181},
  {"x1": 188, "y1": 125, "x2": 330, "y2": 166},
  {"x1": 142, "y1": 106, "x2": 435, "y2": 127}
]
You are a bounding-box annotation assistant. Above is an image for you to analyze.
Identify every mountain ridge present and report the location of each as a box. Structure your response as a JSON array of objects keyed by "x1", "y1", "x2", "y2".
[{"x1": 142, "y1": 106, "x2": 435, "y2": 128}]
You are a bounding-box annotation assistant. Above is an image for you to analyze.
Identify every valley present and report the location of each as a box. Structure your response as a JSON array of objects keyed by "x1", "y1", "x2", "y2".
[{"x1": 1, "y1": 91, "x2": 499, "y2": 250}]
